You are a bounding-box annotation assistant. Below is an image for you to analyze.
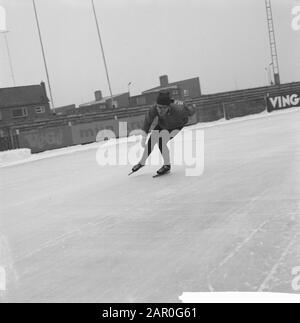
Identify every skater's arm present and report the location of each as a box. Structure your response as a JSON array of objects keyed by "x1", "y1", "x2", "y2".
[
  {"x1": 142, "y1": 105, "x2": 158, "y2": 134},
  {"x1": 172, "y1": 101, "x2": 196, "y2": 117},
  {"x1": 183, "y1": 103, "x2": 196, "y2": 116}
]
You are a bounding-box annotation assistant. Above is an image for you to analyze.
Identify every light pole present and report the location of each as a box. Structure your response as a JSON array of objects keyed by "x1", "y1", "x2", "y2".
[
  {"x1": 268, "y1": 62, "x2": 274, "y2": 85},
  {"x1": 264, "y1": 67, "x2": 270, "y2": 85},
  {"x1": 32, "y1": 0, "x2": 55, "y2": 110},
  {"x1": 91, "y1": 0, "x2": 114, "y2": 108},
  {"x1": 128, "y1": 82, "x2": 132, "y2": 96},
  {"x1": 265, "y1": 63, "x2": 274, "y2": 85},
  {"x1": 265, "y1": 67, "x2": 270, "y2": 86},
  {"x1": 0, "y1": 30, "x2": 16, "y2": 86}
]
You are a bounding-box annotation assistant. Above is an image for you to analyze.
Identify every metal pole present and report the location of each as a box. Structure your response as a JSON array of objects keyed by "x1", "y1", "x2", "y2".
[
  {"x1": 1, "y1": 31, "x2": 16, "y2": 86},
  {"x1": 265, "y1": 0, "x2": 280, "y2": 84},
  {"x1": 128, "y1": 82, "x2": 131, "y2": 96},
  {"x1": 264, "y1": 68, "x2": 269, "y2": 85},
  {"x1": 32, "y1": 0, "x2": 55, "y2": 110},
  {"x1": 91, "y1": 0, "x2": 114, "y2": 107},
  {"x1": 269, "y1": 62, "x2": 274, "y2": 85}
]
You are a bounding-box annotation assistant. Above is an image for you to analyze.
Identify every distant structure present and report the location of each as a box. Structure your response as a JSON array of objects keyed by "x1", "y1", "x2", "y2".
[
  {"x1": 130, "y1": 75, "x2": 201, "y2": 107},
  {"x1": 55, "y1": 104, "x2": 76, "y2": 116},
  {"x1": 265, "y1": 0, "x2": 280, "y2": 85},
  {"x1": 0, "y1": 82, "x2": 51, "y2": 126},
  {"x1": 79, "y1": 90, "x2": 130, "y2": 112}
]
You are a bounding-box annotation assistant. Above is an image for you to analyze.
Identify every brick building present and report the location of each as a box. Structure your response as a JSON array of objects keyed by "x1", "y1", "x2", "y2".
[
  {"x1": 79, "y1": 90, "x2": 130, "y2": 112},
  {"x1": 0, "y1": 82, "x2": 51, "y2": 126},
  {"x1": 55, "y1": 104, "x2": 76, "y2": 116},
  {"x1": 130, "y1": 75, "x2": 201, "y2": 107}
]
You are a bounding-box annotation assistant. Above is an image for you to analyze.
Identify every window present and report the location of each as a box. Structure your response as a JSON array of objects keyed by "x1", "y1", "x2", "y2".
[
  {"x1": 172, "y1": 89, "x2": 179, "y2": 95},
  {"x1": 35, "y1": 106, "x2": 45, "y2": 113},
  {"x1": 183, "y1": 89, "x2": 190, "y2": 97},
  {"x1": 136, "y1": 96, "x2": 146, "y2": 105},
  {"x1": 12, "y1": 107, "x2": 28, "y2": 118}
]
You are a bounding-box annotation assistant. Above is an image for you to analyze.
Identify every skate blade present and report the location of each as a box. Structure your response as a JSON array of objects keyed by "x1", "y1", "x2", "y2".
[{"x1": 153, "y1": 171, "x2": 170, "y2": 178}]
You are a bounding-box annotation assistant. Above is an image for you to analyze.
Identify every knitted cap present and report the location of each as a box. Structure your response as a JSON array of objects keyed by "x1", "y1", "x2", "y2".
[{"x1": 156, "y1": 92, "x2": 174, "y2": 106}]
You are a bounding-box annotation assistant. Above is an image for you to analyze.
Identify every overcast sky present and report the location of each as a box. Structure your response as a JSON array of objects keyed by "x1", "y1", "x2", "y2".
[{"x1": 0, "y1": 0, "x2": 299, "y2": 107}]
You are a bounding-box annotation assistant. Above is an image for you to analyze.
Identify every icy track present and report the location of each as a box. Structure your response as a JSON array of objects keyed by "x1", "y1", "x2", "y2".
[{"x1": 0, "y1": 109, "x2": 300, "y2": 302}]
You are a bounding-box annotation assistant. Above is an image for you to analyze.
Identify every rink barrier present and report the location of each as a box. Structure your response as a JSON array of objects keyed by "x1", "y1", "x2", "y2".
[
  {"x1": 17, "y1": 125, "x2": 73, "y2": 153},
  {"x1": 2, "y1": 82, "x2": 299, "y2": 153},
  {"x1": 14, "y1": 117, "x2": 145, "y2": 153},
  {"x1": 71, "y1": 115, "x2": 144, "y2": 145},
  {"x1": 13, "y1": 101, "x2": 297, "y2": 153}
]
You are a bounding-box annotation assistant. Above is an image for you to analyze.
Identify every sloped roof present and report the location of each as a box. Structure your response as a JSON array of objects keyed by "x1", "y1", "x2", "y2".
[
  {"x1": 79, "y1": 92, "x2": 127, "y2": 107},
  {"x1": 0, "y1": 84, "x2": 49, "y2": 109},
  {"x1": 142, "y1": 77, "x2": 199, "y2": 94},
  {"x1": 142, "y1": 85, "x2": 178, "y2": 94}
]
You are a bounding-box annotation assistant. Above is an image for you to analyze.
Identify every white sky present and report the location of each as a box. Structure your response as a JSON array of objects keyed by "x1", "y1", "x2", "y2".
[{"x1": 0, "y1": 0, "x2": 299, "y2": 107}]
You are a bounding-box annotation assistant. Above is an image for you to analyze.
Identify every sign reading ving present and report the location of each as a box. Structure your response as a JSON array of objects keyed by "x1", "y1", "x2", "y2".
[{"x1": 267, "y1": 93, "x2": 300, "y2": 111}]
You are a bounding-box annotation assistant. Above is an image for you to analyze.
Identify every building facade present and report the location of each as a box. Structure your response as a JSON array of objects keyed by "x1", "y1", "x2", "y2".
[
  {"x1": 129, "y1": 75, "x2": 201, "y2": 107},
  {"x1": 55, "y1": 104, "x2": 76, "y2": 116},
  {"x1": 0, "y1": 82, "x2": 51, "y2": 126},
  {"x1": 79, "y1": 90, "x2": 130, "y2": 112}
]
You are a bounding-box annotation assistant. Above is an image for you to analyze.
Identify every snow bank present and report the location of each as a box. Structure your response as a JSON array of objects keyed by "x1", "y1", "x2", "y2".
[{"x1": 0, "y1": 149, "x2": 31, "y2": 165}]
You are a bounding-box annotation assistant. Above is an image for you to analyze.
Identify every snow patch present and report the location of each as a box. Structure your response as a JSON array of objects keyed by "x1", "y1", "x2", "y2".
[{"x1": 0, "y1": 149, "x2": 31, "y2": 165}]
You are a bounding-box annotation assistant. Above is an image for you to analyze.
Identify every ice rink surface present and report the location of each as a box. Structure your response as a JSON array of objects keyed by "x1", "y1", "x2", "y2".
[{"x1": 1, "y1": 110, "x2": 300, "y2": 302}]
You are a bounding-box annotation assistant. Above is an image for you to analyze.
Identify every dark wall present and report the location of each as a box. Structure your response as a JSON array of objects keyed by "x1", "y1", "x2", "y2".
[
  {"x1": 18, "y1": 125, "x2": 73, "y2": 153},
  {"x1": 196, "y1": 103, "x2": 224, "y2": 122},
  {"x1": 224, "y1": 98, "x2": 266, "y2": 119}
]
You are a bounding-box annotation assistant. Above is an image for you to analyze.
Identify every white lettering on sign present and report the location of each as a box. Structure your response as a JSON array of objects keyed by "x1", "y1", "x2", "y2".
[
  {"x1": 270, "y1": 96, "x2": 279, "y2": 108},
  {"x1": 290, "y1": 93, "x2": 300, "y2": 105},
  {"x1": 270, "y1": 94, "x2": 300, "y2": 108}
]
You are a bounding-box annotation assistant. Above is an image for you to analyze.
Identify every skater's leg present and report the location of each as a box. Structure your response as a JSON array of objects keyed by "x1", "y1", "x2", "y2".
[
  {"x1": 158, "y1": 135, "x2": 170, "y2": 166},
  {"x1": 158, "y1": 127, "x2": 183, "y2": 166},
  {"x1": 140, "y1": 126, "x2": 161, "y2": 165},
  {"x1": 140, "y1": 136, "x2": 154, "y2": 165}
]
